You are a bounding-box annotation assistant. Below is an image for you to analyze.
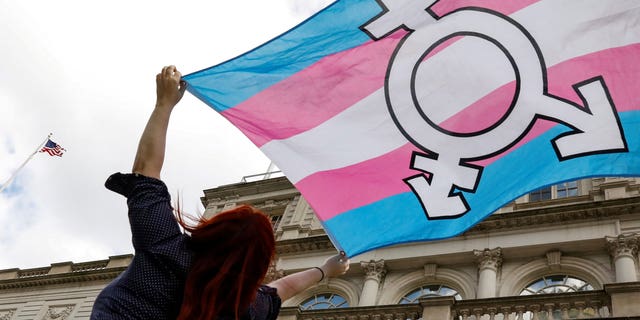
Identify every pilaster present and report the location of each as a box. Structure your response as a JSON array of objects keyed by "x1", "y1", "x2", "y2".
[
  {"x1": 358, "y1": 260, "x2": 386, "y2": 306},
  {"x1": 474, "y1": 248, "x2": 503, "y2": 272},
  {"x1": 361, "y1": 259, "x2": 387, "y2": 282},
  {"x1": 606, "y1": 233, "x2": 639, "y2": 283},
  {"x1": 474, "y1": 248, "x2": 502, "y2": 299}
]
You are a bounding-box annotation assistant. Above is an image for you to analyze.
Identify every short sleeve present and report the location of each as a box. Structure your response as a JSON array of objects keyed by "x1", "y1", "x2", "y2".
[
  {"x1": 105, "y1": 172, "x2": 182, "y2": 252},
  {"x1": 249, "y1": 285, "x2": 282, "y2": 320}
]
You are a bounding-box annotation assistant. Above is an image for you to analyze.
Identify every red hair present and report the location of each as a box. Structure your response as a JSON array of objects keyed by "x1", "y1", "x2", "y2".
[{"x1": 176, "y1": 205, "x2": 275, "y2": 320}]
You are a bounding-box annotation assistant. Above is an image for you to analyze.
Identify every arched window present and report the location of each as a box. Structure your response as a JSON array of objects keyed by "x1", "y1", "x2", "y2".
[
  {"x1": 519, "y1": 275, "x2": 598, "y2": 319},
  {"x1": 398, "y1": 285, "x2": 462, "y2": 304},
  {"x1": 520, "y1": 275, "x2": 594, "y2": 295},
  {"x1": 299, "y1": 293, "x2": 349, "y2": 310}
]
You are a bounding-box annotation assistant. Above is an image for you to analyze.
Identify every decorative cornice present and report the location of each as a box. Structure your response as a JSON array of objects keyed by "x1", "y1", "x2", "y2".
[
  {"x1": 0, "y1": 236, "x2": 334, "y2": 289},
  {"x1": 276, "y1": 235, "x2": 335, "y2": 255},
  {"x1": 253, "y1": 199, "x2": 291, "y2": 210},
  {"x1": 274, "y1": 198, "x2": 640, "y2": 255},
  {"x1": 0, "y1": 267, "x2": 126, "y2": 290},
  {"x1": 467, "y1": 196, "x2": 640, "y2": 234},
  {"x1": 606, "y1": 233, "x2": 640, "y2": 259},
  {"x1": 201, "y1": 176, "x2": 297, "y2": 206},
  {"x1": 473, "y1": 248, "x2": 503, "y2": 271},
  {"x1": 361, "y1": 260, "x2": 387, "y2": 282},
  {"x1": 253, "y1": 199, "x2": 292, "y2": 216}
]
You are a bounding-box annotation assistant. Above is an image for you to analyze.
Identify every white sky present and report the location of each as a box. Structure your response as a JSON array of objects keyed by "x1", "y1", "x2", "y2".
[{"x1": 0, "y1": 0, "x2": 334, "y2": 269}]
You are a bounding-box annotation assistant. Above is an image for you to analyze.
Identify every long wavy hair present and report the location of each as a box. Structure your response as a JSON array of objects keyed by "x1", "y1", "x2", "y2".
[{"x1": 175, "y1": 205, "x2": 275, "y2": 320}]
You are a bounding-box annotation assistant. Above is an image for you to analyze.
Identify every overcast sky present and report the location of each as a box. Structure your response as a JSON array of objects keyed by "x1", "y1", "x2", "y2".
[{"x1": 0, "y1": 0, "x2": 334, "y2": 269}]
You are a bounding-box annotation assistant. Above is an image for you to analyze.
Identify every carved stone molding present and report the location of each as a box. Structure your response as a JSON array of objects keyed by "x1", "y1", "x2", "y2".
[
  {"x1": 0, "y1": 269, "x2": 126, "y2": 290},
  {"x1": 546, "y1": 250, "x2": 562, "y2": 270},
  {"x1": 201, "y1": 176, "x2": 297, "y2": 208},
  {"x1": 361, "y1": 260, "x2": 387, "y2": 282},
  {"x1": 606, "y1": 233, "x2": 639, "y2": 259},
  {"x1": 474, "y1": 248, "x2": 503, "y2": 272},
  {"x1": 276, "y1": 235, "x2": 335, "y2": 255},
  {"x1": 253, "y1": 199, "x2": 291, "y2": 214},
  {"x1": 468, "y1": 196, "x2": 640, "y2": 234},
  {"x1": 424, "y1": 263, "x2": 437, "y2": 278},
  {"x1": 43, "y1": 305, "x2": 74, "y2": 320},
  {"x1": 0, "y1": 310, "x2": 15, "y2": 320},
  {"x1": 264, "y1": 259, "x2": 285, "y2": 283}
]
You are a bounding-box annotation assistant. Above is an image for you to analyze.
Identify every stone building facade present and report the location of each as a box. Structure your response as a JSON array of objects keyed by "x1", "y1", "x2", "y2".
[{"x1": 1, "y1": 177, "x2": 639, "y2": 319}]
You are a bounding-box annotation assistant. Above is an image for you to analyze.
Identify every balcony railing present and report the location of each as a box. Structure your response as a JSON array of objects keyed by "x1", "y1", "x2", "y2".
[
  {"x1": 451, "y1": 290, "x2": 611, "y2": 319},
  {"x1": 278, "y1": 290, "x2": 622, "y2": 320},
  {"x1": 279, "y1": 303, "x2": 422, "y2": 320},
  {"x1": 71, "y1": 260, "x2": 110, "y2": 273},
  {"x1": 241, "y1": 171, "x2": 284, "y2": 182}
]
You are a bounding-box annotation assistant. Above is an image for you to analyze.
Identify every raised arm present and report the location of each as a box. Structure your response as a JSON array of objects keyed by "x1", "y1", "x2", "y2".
[
  {"x1": 269, "y1": 252, "x2": 350, "y2": 301},
  {"x1": 132, "y1": 66, "x2": 186, "y2": 179}
]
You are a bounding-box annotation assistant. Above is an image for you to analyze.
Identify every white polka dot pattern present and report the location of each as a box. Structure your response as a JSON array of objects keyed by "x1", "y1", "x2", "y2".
[{"x1": 90, "y1": 173, "x2": 281, "y2": 320}]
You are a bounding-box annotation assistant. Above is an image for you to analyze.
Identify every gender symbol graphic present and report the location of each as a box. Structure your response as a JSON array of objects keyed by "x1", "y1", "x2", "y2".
[{"x1": 361, "y1": 0, "x2": 627, "y2": 219}]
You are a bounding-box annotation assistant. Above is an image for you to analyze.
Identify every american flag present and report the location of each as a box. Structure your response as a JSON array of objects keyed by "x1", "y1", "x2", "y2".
[{"x1": 40, "y1": 139, "x2": 66, "y2": 157}]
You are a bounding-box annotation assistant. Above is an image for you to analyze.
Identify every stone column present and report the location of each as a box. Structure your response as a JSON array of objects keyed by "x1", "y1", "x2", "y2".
[
  {"x1": 606, "y1": 233, "x2": 639, "y2": 283},
  {"x1": 473, "y1": 248, "x2": 503, "y2": 299},
  {"x1": 358, "y1": 259, "x2": 386, "y2": 306}
]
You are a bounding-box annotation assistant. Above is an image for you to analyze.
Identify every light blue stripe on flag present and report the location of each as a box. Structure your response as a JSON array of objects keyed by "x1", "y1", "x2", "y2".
[
  {"x1": 324, "y1": 111, "x2": 640, "y2": 256},
  {"x1": 184, "y1": 0, "x2": 381, "y2": 112}
]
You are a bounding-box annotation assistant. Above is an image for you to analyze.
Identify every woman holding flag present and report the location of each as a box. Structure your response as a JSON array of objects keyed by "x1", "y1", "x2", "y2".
[{"x1": 90, "y1": 65, "x2": 350, "y2": 320}]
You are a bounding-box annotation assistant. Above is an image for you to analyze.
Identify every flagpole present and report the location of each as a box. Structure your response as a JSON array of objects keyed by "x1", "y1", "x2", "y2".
[
  {"x1": 264, "y1": 161, "x2": 276, "y2": 180},
  {"x1": 0, "y1": 133, "x2": 52, "y2": 194}
]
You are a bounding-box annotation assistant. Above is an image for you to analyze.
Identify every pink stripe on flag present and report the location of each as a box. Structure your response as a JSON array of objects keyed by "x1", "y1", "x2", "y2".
[
  {"x1": 221, "y1": 32, "x2": 404, "y2": 147},
  {"x1": 221, "y1": 1, "x2": 544, "y2": 147},
  {"x1": 295, "y1": 144, "x2": 423, "y2": 221},
  {"x1": 430, "y1": 0, "x2": 541, "y2": 17},
  {"x1": 300, "y1": 44, "x2": 640, "y2": 221}
]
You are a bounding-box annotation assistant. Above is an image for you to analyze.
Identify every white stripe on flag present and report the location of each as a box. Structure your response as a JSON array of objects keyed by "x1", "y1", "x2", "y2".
[{"x1": 262, "y1": 0, "x2": 640, "y2": 184}]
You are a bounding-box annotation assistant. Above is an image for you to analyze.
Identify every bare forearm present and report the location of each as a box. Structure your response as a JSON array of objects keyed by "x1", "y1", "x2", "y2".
[
  {"x1": 269, "y1": 253, "x2": 350, "y2": 301},
  {"x1": 132, "y1": 66, "x2": 186, "y2": 179},
  {"x1": 268, "y1": 268, "x2": 323, "y2": 301},
  {"x1": 132, "y1": 104, "x2": 173, "y2": 179}
]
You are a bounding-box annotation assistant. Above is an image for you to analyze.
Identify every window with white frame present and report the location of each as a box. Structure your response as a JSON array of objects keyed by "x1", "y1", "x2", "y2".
[
  {"x1": 529, "y1": 186, "x2": 552, "y2": 202},
  {"x1": 519, "y1": 275, "x2": 597, "y2": 319},
  {"x1": 398, "y1": 285, "x2": 462, "y2": 304},
  {"x1": 519, "y1": 275, "x2": 594, "y2": 295},
  {"x1": 269, "y1": 213, "x2": 283, "y2": 231},
  {"x1": 299, "y1": 293, "x2": 349, "y2": 310},
  {"x1": 528, "y1": 180, "x2": 579, "y2": 202},
  {"x1": 556, "y1": 181, "x2": 578, "y2": 198}
]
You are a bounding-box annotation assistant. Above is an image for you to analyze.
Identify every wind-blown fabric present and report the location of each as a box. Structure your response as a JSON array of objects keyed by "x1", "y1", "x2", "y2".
[
  {"x1": 40, "y1": 139, "x2": 65, "y2": 157},
  {"x1": 184, "y1": 0, "x2": 640, "y2": 257}
]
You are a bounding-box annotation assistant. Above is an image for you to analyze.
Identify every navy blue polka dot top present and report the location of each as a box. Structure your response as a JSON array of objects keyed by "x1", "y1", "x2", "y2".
[{"x1": 90, "y1": 173, "x2": 281, "y2": 320}]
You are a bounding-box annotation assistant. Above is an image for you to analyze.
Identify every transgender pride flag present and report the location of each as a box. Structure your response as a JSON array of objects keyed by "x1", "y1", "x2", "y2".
[{"x1": 184, "y1": 0, "x2": 640, "y2": 257}]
